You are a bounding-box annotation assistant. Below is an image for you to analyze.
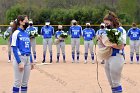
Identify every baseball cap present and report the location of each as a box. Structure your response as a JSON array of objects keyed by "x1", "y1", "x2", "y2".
[
  {"x1": 29, "y1": 20, "x2": 33, "y2": 24},
  {"x1": 86, "y1": 23, "x2": 90, "y2": 26},
  {"x1": 100, "y1": 23, "x2": 105, "y2": 27}
]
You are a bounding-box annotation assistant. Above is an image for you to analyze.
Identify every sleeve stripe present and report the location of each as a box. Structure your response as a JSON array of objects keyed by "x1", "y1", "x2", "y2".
[{"x1": 11, "y1": 30, "x2": 20, "y2": 46}]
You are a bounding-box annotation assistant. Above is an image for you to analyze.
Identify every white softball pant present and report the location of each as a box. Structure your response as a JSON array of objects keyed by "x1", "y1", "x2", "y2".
[
  {"x1": 43, "y1": 38, "x2": 53, "y2": 54},
  {"x1": 13, "y1": 56, "x2": 31, "y2": 93},
  {"x1": 130, "y1": 40, "x2": 140, "y2": 56},
  {"x1": 56, "y1": 42, "x2": 65, "y2": 55},
  {"x1": 71, "y1": 38, "x2": 80, "y2": 54},
  {"x1": 105, "y1": 54, "x2": 124, "y2": 88},
  {"x1": 84, "y1": 40, "x2": 94, "y2": 54}
]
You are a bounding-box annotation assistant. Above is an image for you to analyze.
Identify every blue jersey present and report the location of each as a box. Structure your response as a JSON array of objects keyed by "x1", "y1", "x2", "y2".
[
  {"x1": 41, "y1": 25, "x2": 54, "y2": 38},
  {"x1": 55, "y1": 30, "x2": 64, "y2": 39},
  {"x1": 127, "y1": 28, "x2": 140, "y2": 40},
  {"x1": 69, "y1": 25, "x2": 82, "y2": 38},
  {"x1": 11, "y1": 27, "x2": 32, "y2": 63},
  {"x1": 96, "y1": 29, "x2": 106, "y2": 35},
  {"x1": 83, "y1": 28, "x2": 95, "y2": 41},
  {"x1": 26, "y1": 26, "x2": 37, "y2": 36}
]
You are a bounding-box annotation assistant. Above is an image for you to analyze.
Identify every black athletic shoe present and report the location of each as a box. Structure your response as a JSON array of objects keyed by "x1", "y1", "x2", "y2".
[
  {"x1": 42, "y1": 59, "x2": 45, "y2": 63},
  {"x1": 50, "y1": 59, "x2": 52, "y2": 63}
]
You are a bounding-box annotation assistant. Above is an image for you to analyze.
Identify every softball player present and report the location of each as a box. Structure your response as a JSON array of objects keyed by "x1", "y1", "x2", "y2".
[
  {"x1": 96, "y1": 23, "x2": 106, "y2": 64},
  {"x1": 11, "y1": 15, "x2": 34, "y2": 93},
  {"x1": 127, "y1": 23, "x2": 140, "y2": 64},
  {"x1": 41, "y1": 20, "x2": 54, "y2": 63},
  {"x1": 82, "y1": 23, "x2": 95, "y2": 64},
  {"x1": 119, "y1": 23, "x2": 127, "y2": 64},
  {"x1": 55, "y1": 25, "x2": 66, "y2": 63},
  {"x1": 4, "y1": 21, "x2": 14, "y2": 62},
  {"x1": 100, "y1": 11, "x2": 125, "y2": 93},
  {"x1": 69, "y1": 20, "x2": 82, "y2": 63},
  {"x1": 26, "y1": 20, "x2": 37, "y2": 62}
]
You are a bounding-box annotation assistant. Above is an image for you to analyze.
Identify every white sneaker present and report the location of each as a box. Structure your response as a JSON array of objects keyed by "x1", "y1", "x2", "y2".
[
  {"x1": 124, "y1": 61, "x2": 126, "y2": 64},
  {"x1": 8, "y1": 60, "x2": 11, "y2": 63},
  {"x1": 72, "y1": 60, "x2": 75, "y2": 63},
  {"x1": 34, "y1": 60, "x2": 37, "y2": 63},
  {"x1": 84, "y1": 60, "x2": 87, "y2": 64},
  {"x1": 137, "y1": 61, "x2": 140, "y2": 64},
  {"x1": 130, "y1": 61, "x2": 133, "y2": 64},
  {"x1": 77, "y1": 60, "x2": 79, "y2": 63},
  {"x1": 92, "y1": 60, "x2": 95, "y2": 64}
]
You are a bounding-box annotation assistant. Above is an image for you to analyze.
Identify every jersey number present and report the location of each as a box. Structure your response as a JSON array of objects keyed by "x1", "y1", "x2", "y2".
[
  {"x1": 25, "y1": 42, "x2": 30, "y2": 48},
  {"x1": 87, "y1": 34, "x2": 90, "y2": 37},
  {"x1": 74, "y1": 32, "x2": 77, "y2": 35}
]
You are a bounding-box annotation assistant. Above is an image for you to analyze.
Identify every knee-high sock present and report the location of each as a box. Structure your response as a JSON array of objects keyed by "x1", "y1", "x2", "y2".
[{"x1": 13, "y1": 87, "x2": 19, "y2": 93}]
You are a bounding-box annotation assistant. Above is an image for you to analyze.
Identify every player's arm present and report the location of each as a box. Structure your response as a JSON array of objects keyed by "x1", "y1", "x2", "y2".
[
  {"x1": 127, "y1": 29, "x2": 131, "y2": 37},
  {"x1": 11, "y1": 31, "x2": 21, "y2": 64},
  {"x1": 40, "y1": 27, "x2": 44, "y2": 35},
  {"x1": 111, "y1": 44, "x2": 124, "y2": 50},
  {"x1": 68, "y1": 27, "x2": 71, "y2": 35},
  {"x1": 52, "y1": 27, "x2": 55, "y2": 36},
  {"x1": 55, "y1": 32, "x2": 57, "y2": 39},
  {"x1": 80, "y1": 26, "x2": 83, "y2": 36},
  {"x1": 92, "y1": 29, "x2": 96, "y2": 39}
]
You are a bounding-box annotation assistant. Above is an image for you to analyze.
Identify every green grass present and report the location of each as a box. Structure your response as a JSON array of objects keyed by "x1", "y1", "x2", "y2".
[{"x1": 0, "y1": 36, "x2": 130, "y2": 45}]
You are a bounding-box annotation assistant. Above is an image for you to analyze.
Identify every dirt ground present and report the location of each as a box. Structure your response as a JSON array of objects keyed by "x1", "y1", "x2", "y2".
[{"x1": 0, "y1": 45, "x2": 140, "y2": 93}]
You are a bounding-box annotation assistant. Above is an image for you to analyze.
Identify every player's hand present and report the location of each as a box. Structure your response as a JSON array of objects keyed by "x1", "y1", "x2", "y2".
[
  {"x1": 31, "y1": 63, "x2": 35, "y2": 70},
  {"x1": 97, "y1": 36, "x2": 102, "y2": 42},
  {"x1": 18, "y1": 62, "x2": 24, "y2": 72}
]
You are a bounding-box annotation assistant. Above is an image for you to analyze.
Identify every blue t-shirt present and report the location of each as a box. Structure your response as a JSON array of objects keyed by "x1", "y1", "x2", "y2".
[
  {"x1": 55, "y1": 30, "x2": 64, "y2": 39},
  {"x1": 69, "y1": 25, "x2": 82, "y2": 38},
  {"x1": 127, "y1": 28, "x2": 140, "y2": 40},
  {"x1": 96, "y1": 29, "x2": 106, "y2": 35},
  {"x1": 11, "y1": 28, "x2": 31, "y2": 55},
  {"x1": 41, "y1": 25, "x2": 54, "y2": 38},
  {"x1": 26, "y1": 26, "x2": 38, "y2": 37},
  {"x1": 11, "y1": 27, "x2": 32, "y2": 63},
  {"x1": 83, "y1": 28, "x2": 95, "y2": 41}
]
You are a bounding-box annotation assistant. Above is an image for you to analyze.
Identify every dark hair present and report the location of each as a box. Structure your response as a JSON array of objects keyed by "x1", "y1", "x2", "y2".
[
  {"x1": 103, "y1": 11, "x2": 120, "y2": 28},
  {"x1": 12, "y1": 15, "x2": 28, "y2": 32}
]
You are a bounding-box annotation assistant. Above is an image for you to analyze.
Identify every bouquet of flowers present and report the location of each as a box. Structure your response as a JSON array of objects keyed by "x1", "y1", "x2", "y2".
[
  {"x1": 97, "y1": 28, "x2": 122, "y2": 61},
  {"x1": 29, "y1": 30, "x2": 38, "y2": 38},
  {"x1": 55, "y1": 32, "x2": 68, "y2": 44},
  {"x1": 106, "y1": 29, "x2": 122, "y2": 45},
  {"x1": 3, "y1": 31, "x2": 10, "y2": 40}
]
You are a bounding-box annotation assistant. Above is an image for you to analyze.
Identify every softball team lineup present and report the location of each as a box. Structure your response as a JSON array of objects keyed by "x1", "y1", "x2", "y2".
[{"x1": 1, "y1": 11, "x2": 140, "y2": 93}]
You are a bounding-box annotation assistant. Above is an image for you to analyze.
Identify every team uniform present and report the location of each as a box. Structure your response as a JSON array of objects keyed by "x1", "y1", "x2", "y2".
[
  {"x1": 11, "y1": 27, "x2": 33, "y2": 93},
  {"x1": 41, "y1": 25, "x2": 54, "y2": 63},
  {"x1": 127, "y1": 27, "x2": 140, "y2": 63},
  {"x1": 26, "y1": 26, "x2": 38, "y2": 62},
  {"x1": 55, "y1": 30, "x2": 66, "y2": 63},
  {"x1": 69, "y1": 25, "x2": 82, "y2": 63},
  {"x1": 82, "y1": 27, "x2": 95, "y2": 64},
  {"x1": 104, "y1": 27, "x2": 125, "y2": 93},
  {"x1": 4, "y1": 26, "x2": 13, "y2": 62}
]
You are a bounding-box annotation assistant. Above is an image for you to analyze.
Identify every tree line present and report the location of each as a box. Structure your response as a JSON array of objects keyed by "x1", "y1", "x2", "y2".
[{"x1": 0, "y1": 0, "x2": 140, "y2": 25}]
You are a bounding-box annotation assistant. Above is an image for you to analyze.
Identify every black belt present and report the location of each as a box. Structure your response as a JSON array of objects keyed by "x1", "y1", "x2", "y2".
[
  {"x1": 21, "y1": 54, "x2": 30, "y2": 56},
  {"x1": 71, "y1": 37, "x2": 80, "y2": 38},
  {"x1": 60, "y1": 40, "x2": 64, "y2": 42},
  {"x1": 85, "y1": 39, "x2": 92, "y2": 41}
]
